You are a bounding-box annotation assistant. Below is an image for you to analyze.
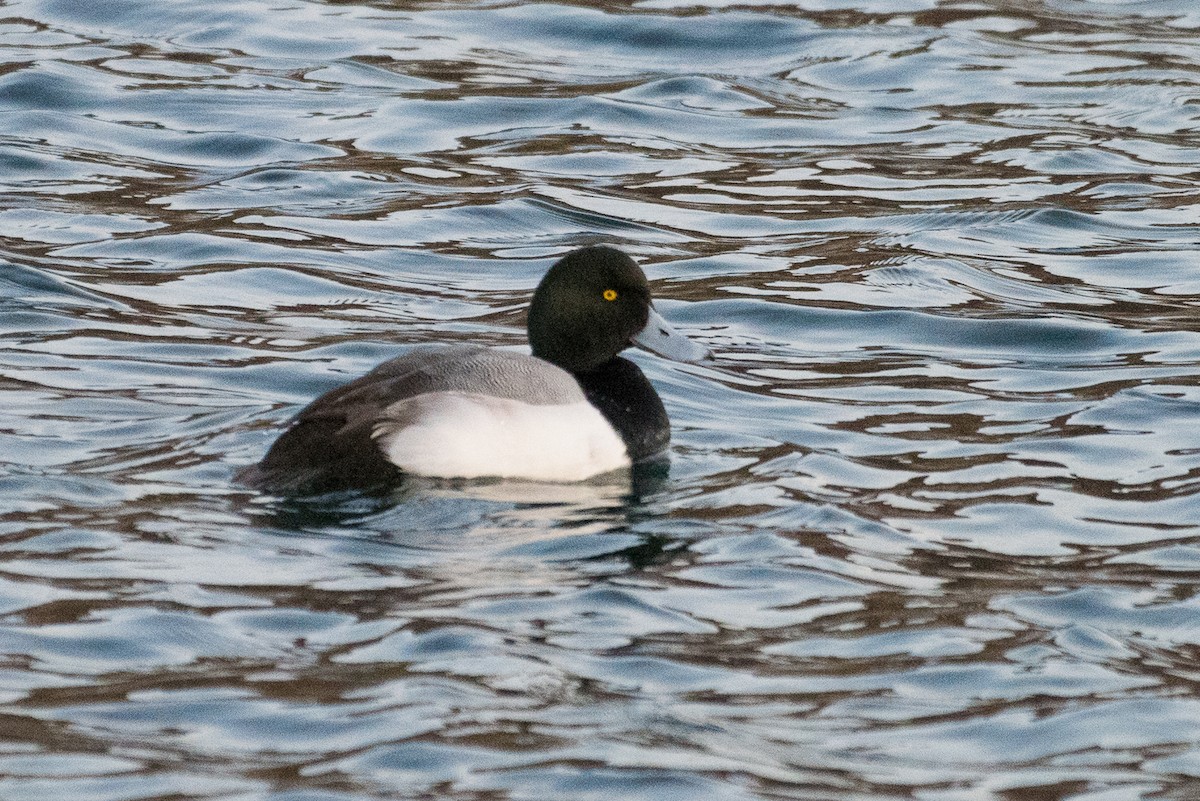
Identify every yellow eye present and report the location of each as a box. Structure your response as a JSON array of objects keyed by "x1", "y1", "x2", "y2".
[{"x1": 603, "y1": 289, "x2": 618, "y2": 301}]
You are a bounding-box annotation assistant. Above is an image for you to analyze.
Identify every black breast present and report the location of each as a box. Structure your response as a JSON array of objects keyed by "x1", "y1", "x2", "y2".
[{"x1": 575, "y1": 357, "x2": 670, "y2": 463}]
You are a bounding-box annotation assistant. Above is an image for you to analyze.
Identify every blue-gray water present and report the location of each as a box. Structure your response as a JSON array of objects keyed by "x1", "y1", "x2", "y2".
[{"x1": 3, "y1": 1, "x2": 1200, "y2": 798}]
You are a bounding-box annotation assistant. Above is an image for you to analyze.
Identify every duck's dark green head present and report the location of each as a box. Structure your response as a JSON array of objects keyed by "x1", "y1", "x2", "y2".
[{"x1": 528, "y1": 245, "x2": 709, "y2": 373}]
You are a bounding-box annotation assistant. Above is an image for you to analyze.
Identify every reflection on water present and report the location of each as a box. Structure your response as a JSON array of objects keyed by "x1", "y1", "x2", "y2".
[{"x1": 3, "y1": 0, "x2": 1200, "y2": 798}]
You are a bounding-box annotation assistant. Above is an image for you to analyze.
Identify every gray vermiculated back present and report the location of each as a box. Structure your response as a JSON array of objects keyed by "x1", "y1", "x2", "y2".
[
  {"x1": 238, "y1": 345, "x2": 588, "y2": 493},
  {"x1": 378, "y1": 345, "x2": 586, "y2": 405}
]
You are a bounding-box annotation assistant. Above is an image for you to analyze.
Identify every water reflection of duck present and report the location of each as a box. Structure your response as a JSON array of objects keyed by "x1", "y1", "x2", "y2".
[{"x1": 238, "y1": 245, "x2": 711, "y2": 494}]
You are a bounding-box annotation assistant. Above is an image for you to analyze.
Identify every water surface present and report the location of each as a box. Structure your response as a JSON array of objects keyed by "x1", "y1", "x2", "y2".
[{"x1": 3, "y1": 0, "x2": 1200, "y2": 798}]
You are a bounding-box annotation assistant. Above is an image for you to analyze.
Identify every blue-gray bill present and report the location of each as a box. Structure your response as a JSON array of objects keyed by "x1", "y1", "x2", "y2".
[{"x1": 632, "y1": 306, "x2": 712, "y2": 363}]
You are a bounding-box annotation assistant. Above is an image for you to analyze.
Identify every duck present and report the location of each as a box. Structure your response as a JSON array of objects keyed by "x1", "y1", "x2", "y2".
[{"x1": 237, "y1": 245, "x2": 711, "y2": 494}]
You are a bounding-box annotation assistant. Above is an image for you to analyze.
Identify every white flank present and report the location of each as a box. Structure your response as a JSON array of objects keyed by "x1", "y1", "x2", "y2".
[{"x1": 374, "y1": 392, "x2": 631, "y2": 482}]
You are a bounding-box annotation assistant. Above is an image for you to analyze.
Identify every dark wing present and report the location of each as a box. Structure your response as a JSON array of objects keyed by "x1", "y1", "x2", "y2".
[
  {"x1": 236, "y1": 348, "x2": 452, "y2": 494},
  {"x1": 238, "y1": 345, "x2": 583, "y2": 494}
]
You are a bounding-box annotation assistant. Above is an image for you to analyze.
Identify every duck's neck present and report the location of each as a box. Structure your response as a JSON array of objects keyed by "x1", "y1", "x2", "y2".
[{"x1": 574, "y1": 357, "x2": 669, "y2": 463}]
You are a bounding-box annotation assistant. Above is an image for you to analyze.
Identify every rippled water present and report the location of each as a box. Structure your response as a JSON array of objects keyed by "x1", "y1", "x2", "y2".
[{"x1": 4, "y1": 0, "x2": 1200, "y2": 798}]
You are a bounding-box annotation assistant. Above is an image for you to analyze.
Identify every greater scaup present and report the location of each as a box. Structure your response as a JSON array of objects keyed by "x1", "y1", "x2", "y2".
[{"x1": 237, "y1": 245, "x2": 710, "y2": 493}]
